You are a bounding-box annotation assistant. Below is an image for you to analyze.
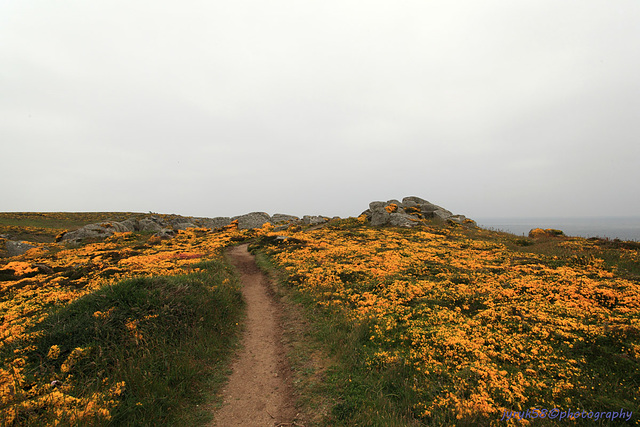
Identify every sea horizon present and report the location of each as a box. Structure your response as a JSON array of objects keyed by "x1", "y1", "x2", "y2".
[{"x1": 474, "y1": 216, "x2": 640, "y2": 242}]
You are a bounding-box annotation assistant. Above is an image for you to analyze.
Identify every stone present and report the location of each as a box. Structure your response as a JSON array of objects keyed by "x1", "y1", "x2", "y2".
[
  {"x1": 365, "y1": 196, "x2": 470, "y2": 228},
  {"x1": 200, "y1": 217, "x2": 233, "y2": 229},
  {"x1": 369, "y1": 201, "x2": 386, "y2": 211},
  {"x1": 138, "y1": 218, "x2": 164, "y2": 232},
  {"x1": 271, "y1": 214, "x2": 300, "y2": 224},
  {"x1": 388, "y1": 212, "x2": 417, "y2": 227},
  {"x1": 5, "y1": 240, "x2": 36, "y2": 257},
  {"x1": 155, "y1": 228, "x2": 177, "y2": 239},
  {"x1": 385, "y1": 199, "x2": 403, "y2": 209},
  {"x1": 400, "y1": 196, "x2": 450, "y2": 218},
  {"x1": 302, "y1": 215, "x2": 329, "y2": 225},
  {"x1": 111, "y1": 221, "x2": 135, "y2": 233},
  {"x1": 432, "y1": 209, "x2": 454, "y2": 220},
  {"x1": 120, "y1": 218, "x2": 140, "y2": 231},
  {"x1": 232, "y1": 212, "x2": 271, "y2": 230},
  {"x1": 370, "y1": 209, "x2": 390, "y2": 227},
  {"x1": 369, "y1": 201, "x2": 391, "y2": 226},
  {"x1": 401, "y1": 196, "x2": 430, "y2": 206},
  {"x1": 447, "y1": 215, "x2": 466, "y2": 224},
  {"x1": 59, "y1": 223, "x2": 121, "y2": 243},
  {"x1": 173, "y1": 222, "x2": 196, "y2": 231}
]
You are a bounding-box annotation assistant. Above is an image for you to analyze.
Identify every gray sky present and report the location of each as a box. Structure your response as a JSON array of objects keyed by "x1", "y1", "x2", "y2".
[{"x1": 2, "y1": 1, "x2": 639, "y2": 219}]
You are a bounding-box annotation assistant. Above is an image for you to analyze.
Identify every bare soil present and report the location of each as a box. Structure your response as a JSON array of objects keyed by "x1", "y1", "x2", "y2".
[{"x1": 209, "y1": 244, "x2": 299, "y2": 426}]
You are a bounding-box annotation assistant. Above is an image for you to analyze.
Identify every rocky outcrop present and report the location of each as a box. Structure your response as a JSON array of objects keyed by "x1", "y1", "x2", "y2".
[
  {"x1": 199, "y1": 217, "x2": 233, "y2": 230},
  {"x1": 56, "y1": 211, "x2": 291, "y2": 243},
  {"x1": 362, "y1": 196, "x2": 475, "y2": 228},
  {"x1": 54, "y1": 196, "x2": 471, "y2": 244},
  {"x1": 137, "y1": 218, "x2": 164, "y2": 232},
  {"x1": 271, "y1": 214, "x2": 299, "y2": 224},
  {"x1": 57, "y1": 222, "x2": 134, "y2": 243},
  {"x1": 232, "y1": 212, "x2": 271, "y2": 230},
  {"x1": 173, "y1": 222, "x2": 197, "y2": 231},
  {"x1": 155, "y1": 229, "x2": 177, "y2": 239},
  {"x1": 302, "y1": 215, "x2": 330, "y2": 225}
]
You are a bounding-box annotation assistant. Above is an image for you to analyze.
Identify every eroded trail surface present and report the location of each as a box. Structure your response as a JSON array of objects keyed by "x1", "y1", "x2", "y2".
[{"x1": 210, "y1": 244, "x2": 297, "y2": 426}]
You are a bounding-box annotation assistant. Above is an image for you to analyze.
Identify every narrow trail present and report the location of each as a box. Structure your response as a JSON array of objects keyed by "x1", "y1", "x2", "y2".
[{"x1": 210, "y1": 244, "x2": 297, "y2": 426}]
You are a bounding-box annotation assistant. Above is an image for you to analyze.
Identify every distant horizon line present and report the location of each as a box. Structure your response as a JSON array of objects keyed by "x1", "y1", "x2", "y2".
[
  {"x1": 2, "y1": 210, "x2": 640, "y2": 220},
  {"x1": 474, "y1": 215, "x2": 640, "y2": 219}
]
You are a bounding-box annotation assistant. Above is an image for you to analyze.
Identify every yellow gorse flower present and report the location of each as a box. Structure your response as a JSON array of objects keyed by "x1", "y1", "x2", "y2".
[{"x1": 47, "y1": 345, "x2": 61, "y2": 360}]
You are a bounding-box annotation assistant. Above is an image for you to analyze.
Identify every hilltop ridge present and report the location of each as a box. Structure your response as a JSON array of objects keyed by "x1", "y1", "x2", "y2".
[{"x1": 1, "y1": 196, "x2": 473, "y2": 250}]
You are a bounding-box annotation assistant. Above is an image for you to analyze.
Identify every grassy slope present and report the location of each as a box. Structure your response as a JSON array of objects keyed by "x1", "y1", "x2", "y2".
[{"x1": 2, "y1": 259, "x2": 244, "y2": 426}]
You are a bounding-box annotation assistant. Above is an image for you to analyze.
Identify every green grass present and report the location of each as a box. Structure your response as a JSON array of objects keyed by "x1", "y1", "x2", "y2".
[{"x1": 2, "y1": 259, "x2": 244, "y2": 426}]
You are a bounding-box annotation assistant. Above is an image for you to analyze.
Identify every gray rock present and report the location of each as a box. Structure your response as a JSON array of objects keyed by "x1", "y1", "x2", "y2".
[
  {"x1": 432, "y1": 209, "x2": 454, "y2": 220},
  {"x1": 447, "y1": 215, "x2": 466, "y2": 224},
  {"x1": 369, "y1": 201, "x2": 386, "y2": 211},
  {"x1": 271, "y1": 213, "x2": 300, "y2": 224},
  {"x1": 370, "y1": 209, "x2": 390, "y2": 227},
  {"x1": 120, "y1": 218, "x2": 140, "y2": 231},
  {"x1": 5, "y1": 240, "x2": 36, "y2": 257},
  {"x1": 173, "y1": 222, "x2": 196, "y2": 231},
  {"x1": 302, "y1": 215, "x2": 329, "y2": 225},
  {"x1": 111, "y1": 221, "x2": 135, "y2": 233},
  {"x1": 402, "y1": 196, "x2": 430, "y2": 206},
  {"x1": 138, "y1": 218, "x2": 164, "y2": 232},
  {"x1": 388, "y1": 212, "x2": 417, "y2": 227},
  {"x1": 199, "y1": 217, "x2": 233, "y2": 229},
  {"x1": 155, "y1": 228, "x2": 177, "y2": 239},
  {"x1": 366, "y1": 196, "x2": 469, "y2": 227},
  {"x1": 59, "y1": 223, "x2": 123, "y2": 243},
  {"x1": 232, "y1": 212, "x2": 271, "y2": 229},
  {"x1": 369, "y1": 201, "x2": 391, "y2": 226},
  {"x1": 420, "y1": 204, "x2": 439, "y2": 214}
]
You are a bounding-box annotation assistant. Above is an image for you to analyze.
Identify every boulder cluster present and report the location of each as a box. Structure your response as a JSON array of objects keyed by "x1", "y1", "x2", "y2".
[
  {"x1": 56, "y1": 212, "x2": 331, "y2": 244},
  {"x1": 361, "y1": 196, "x2": 475, "y2": 228},
  {"x1": 1, "y1": 196, "x2": 474, "y2": 251}
]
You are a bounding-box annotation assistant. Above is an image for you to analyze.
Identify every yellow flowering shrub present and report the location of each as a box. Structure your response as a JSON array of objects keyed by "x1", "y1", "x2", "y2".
[
  {"x1": 258, "y1": 220, "x2": 640, "y2": 424},
  {"x1": 0, "y1": 224, "x2": 256, "y2": 424}
]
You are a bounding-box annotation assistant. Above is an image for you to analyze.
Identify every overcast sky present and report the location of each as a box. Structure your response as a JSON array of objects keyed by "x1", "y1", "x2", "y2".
[{"x1": 2, "y1": 1, "x2": 639, "y2": 219}]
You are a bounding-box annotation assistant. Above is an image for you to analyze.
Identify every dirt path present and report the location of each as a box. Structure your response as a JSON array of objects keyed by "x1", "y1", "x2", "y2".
[{"x1": 210, "y1": 244, "x2": 298, "y2": 426}]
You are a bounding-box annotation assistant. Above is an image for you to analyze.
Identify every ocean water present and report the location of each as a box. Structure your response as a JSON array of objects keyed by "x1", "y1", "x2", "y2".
[{"x1": 475, "y1": 217, "x2": 640, "y2": 242}]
